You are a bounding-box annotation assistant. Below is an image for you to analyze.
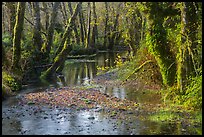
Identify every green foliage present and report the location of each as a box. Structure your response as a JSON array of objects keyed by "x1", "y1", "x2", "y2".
[
  {"x1": 148, "y1": 111, "x2": 181, "y2": 123},
  {"x1": 2, "y1": 71, "x2": 22, "y2": 91},
  {"x1": 21, "y1": 32, "x2": 35, "y2": 69},
  {"x1": 160, "y1": 69, "x2": 202, "y2": 110},
  {"x1": 2, "y1": 33, "x2": 12, "y2": 48},
  {"x1": 181, "y1": 74, "x2": 202, "y2": 109},
  {"x1": 48, "y1": 31, "x2": 63, "y2": 60},
  {"x1": 115, "y1": 55, "x2": 123, "y2": 67},
  {"x1": 69, "y1": 45, "x2": 97, "y2": 56}
]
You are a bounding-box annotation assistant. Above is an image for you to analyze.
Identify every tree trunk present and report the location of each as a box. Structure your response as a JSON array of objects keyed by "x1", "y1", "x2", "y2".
[
  {"x1": 42, "y1": 2, "x2": 49, "y2": 31},
  {"x1": 68, "y1": 2, "x2": 80, "y2": 45},
  {"x1": 108, "y1": 3, "x2": 121, "y2": 50},
  {"x1": 2, "y1": 4, "x2": 6, "y2": 34},
  {"x1": 32, "y1": 2, "x2": 42, "y2": 51},
  {"x1": 42, "y1": 2, "x2": 82, "y2": 79},
  {"x1": 60, "y1": 2, "x2": 68, "y2": 26},
  {"x1": 42, "y1": 2, "x2": 60, "y2": 58},
  {"x1": 11, "y1": 2, "x2": 26, "y2": 72},
  {"x1": 78, "y1": 3, "x2": 85, "y2": 46},
  {"x1": 103, "y1": 2, "x2": 109, "y2": 48},
  {"x1": 177, "y1": 2, "x2": 199, "y2": 92},
  {"x1": 91, "y1": 2, "x2": 98, "y2": 47},
  {"x1": 141, "y1": 2, "x2": 176, "y2": 86},
  {"x1": 86, "y1": 2, "x2": 91, "y2": 48},
  {"x1": 5, "y1": 2, "x2": 16, "y2": 37},
  {"x1": 185, "y1": 2, "x2": 199, "y2": 77}
]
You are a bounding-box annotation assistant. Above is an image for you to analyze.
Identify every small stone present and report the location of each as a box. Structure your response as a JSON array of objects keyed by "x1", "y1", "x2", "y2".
[{"x1": 88, "y1": 116, "x2": 95, "y2": 120}]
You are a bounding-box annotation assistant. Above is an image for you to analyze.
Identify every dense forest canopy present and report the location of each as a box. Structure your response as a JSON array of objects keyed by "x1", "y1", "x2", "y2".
[{"x1": 2, "y1": 2, "x2": 202, "y2": 109}]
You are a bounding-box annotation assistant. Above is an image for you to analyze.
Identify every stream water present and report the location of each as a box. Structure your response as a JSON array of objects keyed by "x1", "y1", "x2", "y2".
[{"x1": 2, "y1": 52, "x2": 202, "y2": 135}]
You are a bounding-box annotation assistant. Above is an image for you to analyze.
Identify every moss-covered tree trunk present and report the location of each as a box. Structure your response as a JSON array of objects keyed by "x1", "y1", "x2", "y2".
[
  {"x1": 141, "y1": 2, "x2": 177, "y2": 86},
  {"x1": 78, "y1": 3, "x2": 85, "y2": 46},
  {"x1": 177, "y1": 2, "x2": 187, "y2": 93},
  {"x1": 41, "y1": 2, "x2": 82, "y2": 79},
  {"x1": 11, "y1": 2, "x2": 26, "y2": 73},
  {"x1": 177, "y1": 2, "x2": 199, "y2": 92},
  {"x1": 91, "y1": 2, "x2": 98, "y2": 47},
  {"x1": 68, "y1": 2, "x2": 80, "y2": 45},
  {"x1": 55, "y1": 3, "x2": 81, "y2": 56},
  {"x1": 41, "y1": 2, "x2": 60, "y2": 59},
  {"x1": 85, "y1": 2, "x2": 91, "y2": 48}
]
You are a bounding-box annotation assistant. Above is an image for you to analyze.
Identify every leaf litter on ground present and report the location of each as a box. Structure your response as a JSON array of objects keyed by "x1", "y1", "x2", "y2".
[{"x1": 21, "y1": 87, "x2": 139, "y2": 119}]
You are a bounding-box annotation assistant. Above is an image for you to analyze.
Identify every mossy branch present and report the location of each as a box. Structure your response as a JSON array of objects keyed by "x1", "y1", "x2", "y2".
[{"x1": 122, "y1": 60, "x2": 154, "y2": 85}]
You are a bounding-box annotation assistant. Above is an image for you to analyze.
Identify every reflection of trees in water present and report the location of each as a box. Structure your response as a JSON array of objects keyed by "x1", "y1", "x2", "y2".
[
  {"x1": 61, "y1": 52, "x2": 125, "y2": 86},
  {"x1": 74, "y1": 63, "x2": 80, "y2": 85},
  {"x1": 63, "y1": 62, "x2": 97, "y2": 86}
]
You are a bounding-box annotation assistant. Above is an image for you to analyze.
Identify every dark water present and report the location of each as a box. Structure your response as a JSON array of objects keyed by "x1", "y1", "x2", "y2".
[{"x1": 2, "y1": 52, "x2": 202, "y2": 135}]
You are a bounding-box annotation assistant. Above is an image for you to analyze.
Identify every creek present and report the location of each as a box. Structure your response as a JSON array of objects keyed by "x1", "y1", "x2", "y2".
[{"x1": 2, "y1": 52, "x2": 202, "y2": 135}]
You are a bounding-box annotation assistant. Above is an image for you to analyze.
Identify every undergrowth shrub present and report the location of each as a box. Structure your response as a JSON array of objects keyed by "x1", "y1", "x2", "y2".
[
  {"x1": 181, "y1": 74, "x2": 202, "y2": 109},
  {"x1": 2, "y1": 71, "x2": 22, "y2": 91}
]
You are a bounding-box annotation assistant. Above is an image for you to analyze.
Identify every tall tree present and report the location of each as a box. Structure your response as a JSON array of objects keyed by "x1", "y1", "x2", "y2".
[
  {"x1": 5, "y1": 2, "x2": 16, "y2": 37},
  {"x1": 11, "y1": 2, "x2": 26, "y2": 72},
  {"x1": 42, "y1": 2, "x2": 82, "y2": 79},
  {"x1": 177, "y1": 2, "x2": 200, "y2": 92},
  {"x1": 42, "y1": 2, "x2": 49, "y2": 31},
  {"x1": 32, "y1": 2, "x2": 42, "y2": 51},
  {"x1": 41, "y1": 2, "x2": 60, "y2": 59},
  {"x1": 60, "y1": 2, "x2": 68, "y2": 26},
  {"x1": 2, "y1": 3, "x2": 6, "y2": 34},
  {"x1": 91, "y1": 2, "x2": 98, "y2": 47},
  {"x1": 124, "y1": 3, "x2": 142, "y2": 56},
  {"x1": 138, "y1": 2, "x2": 177, "y2": 86},
  {"x1": 86, "y1": 2, "x2": 92, "y2": 48},
  {"x1": 103, "y1": 2, "x2": 109, "y2": 48},
  {"x1": 78, "y1": 3, "x2": 86, "y2": 46},
  {"x1": 68, "y1": 2, "x2": 80, "y2": 45},
  {"x1": 108, "y1": 3, "x2": 122, "y2": 50}
]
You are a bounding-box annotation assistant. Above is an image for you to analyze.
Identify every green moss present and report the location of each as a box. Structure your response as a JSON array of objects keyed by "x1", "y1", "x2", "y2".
[{"x1": 148, "y1": 111, "x2": 180, "y2": 123}]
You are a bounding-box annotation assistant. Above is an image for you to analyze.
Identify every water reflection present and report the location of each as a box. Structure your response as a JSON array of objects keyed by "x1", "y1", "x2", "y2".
[{"x1": 61, "y1": 52, "x2": 125, "y2": 86}]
